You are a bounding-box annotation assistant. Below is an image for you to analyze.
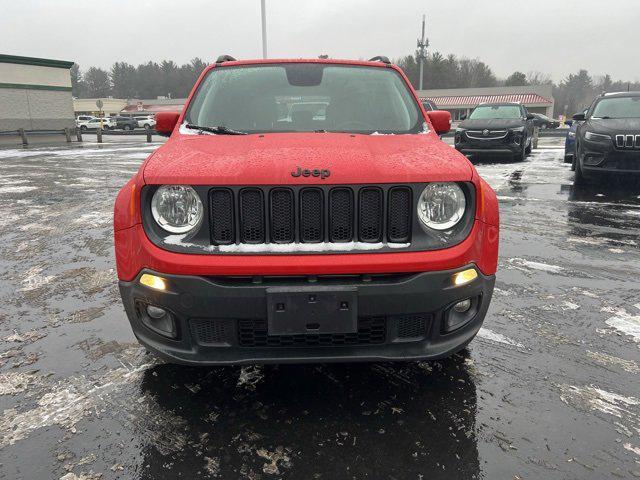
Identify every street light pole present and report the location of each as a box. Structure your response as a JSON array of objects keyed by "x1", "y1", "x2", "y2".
[
  {"x1": 261, "y1": 0, "x2": 268, "y2": 59},
  {"x1": 417, "y1": 14, "x2": 428, "y2": 91}
]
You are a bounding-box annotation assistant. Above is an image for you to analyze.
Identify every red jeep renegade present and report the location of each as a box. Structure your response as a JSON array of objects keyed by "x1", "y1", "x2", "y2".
[{"x1": 113, "y1": 56, "x2": 499, "y2": 365}]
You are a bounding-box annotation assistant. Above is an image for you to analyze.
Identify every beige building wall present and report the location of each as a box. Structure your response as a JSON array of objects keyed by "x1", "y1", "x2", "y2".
[{"x1": 0, "y1": 54, "x2": 75, "y2": 132}]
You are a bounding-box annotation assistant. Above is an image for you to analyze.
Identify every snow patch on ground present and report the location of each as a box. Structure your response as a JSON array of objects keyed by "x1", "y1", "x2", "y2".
[
  {"x1": 508, "y1": 257, "x2": 564, "y2": 274},
  {"x1": 558, "y1": 384, "x2": 639, "y2": 428},
  {"x1": 17, "y1": 266, "x2": 55, "y2": 292},
  {"x1": 602, "y1": 306, "x2": 640, "y2": 345},
  {"x1": 586, "y1": 351, "x2": 640, "y2": 374},
  {"x1": 0, "y1": 362, "x2": 153, "y2": 448},
  {"x1": 477, "y1": 328, "x2": 525, "y2": 348},
  {"x1": 0, "y1": 372, "x2": 41, "y2": 396},
  {"x1": 0, "y1": 185, "x2": 37, "y2": 194}
]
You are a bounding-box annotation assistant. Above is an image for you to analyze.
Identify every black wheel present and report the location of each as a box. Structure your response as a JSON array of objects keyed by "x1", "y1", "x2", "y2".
[
  {"x1": 124, "y1": 125, "x2": 132, "y2": 131},
  {"x1": 144, "y1": 124, "x2": 151, "y2": 130},
  {"x1": 574, "y1": 145, "x2": 591, "y2": 185},
  {"x1": 525, "y1": 139, "x2": 532, "y2": 155},
  {"x1": 564, "y1": 154, "x2": 573, "y2": 164},
  {"x1": 80, "y1": 125, "x2": 87, "y2": 132},
  {"x1": 514, "y1": 141, "x2": 526, "y2": 162}
]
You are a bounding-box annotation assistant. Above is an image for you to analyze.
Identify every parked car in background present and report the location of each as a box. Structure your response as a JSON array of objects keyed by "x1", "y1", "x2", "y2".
[
  {"x1": 421, "y1": 99, "x2": 438, "y2": 112},
  {"x1": 531, "y1": 113, "x2": 560, "y2": 129},
  {"x1": 573, "y1": 92, "x2": 640, "y2": 185},
  {"x1": 137, "y1": 116, "x2": 156, "y2": 129},
  {"x1": 564, "y1": 108, "x2": 588, "y2": 164},
  {"x1": 113, "y1": 116, "x2": 139, "y2": 131},
  {"x1": 83, "y1": 117, "x2": 116, "y2": 130},
  {"x1": 455, "y1": 102, "x2": 536, "y2": 161},
  {"x1": 75, "y1": 115, "x2": 96, "y2": 129}
]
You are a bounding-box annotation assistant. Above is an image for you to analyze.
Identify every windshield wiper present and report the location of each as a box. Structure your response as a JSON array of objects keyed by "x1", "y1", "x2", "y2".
[{"x1": 185, "y1": 124, "x2": 247, "y2": 135}]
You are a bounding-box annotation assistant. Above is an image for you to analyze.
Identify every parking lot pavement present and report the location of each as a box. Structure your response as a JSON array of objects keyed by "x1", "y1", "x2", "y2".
[{"x1": 0, "y1": 139, "x2": 639, "y2": 480}]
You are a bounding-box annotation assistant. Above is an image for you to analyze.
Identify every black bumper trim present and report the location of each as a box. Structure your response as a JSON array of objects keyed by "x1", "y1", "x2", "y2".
[{"x1": 119, "y1": 265, "x2": 495, "y2": 365}]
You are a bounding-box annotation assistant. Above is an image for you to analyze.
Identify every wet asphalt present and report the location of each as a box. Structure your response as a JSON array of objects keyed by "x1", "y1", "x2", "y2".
[{"x1": 0, "y1": 137, "x2": 638, "y2": 479}]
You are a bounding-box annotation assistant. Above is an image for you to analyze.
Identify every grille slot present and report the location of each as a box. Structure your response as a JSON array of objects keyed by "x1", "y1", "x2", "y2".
[
  {"x1": 209, "y1": 189, "x2": 235, "y2": 245},
  {"x1": 329, "y1": 188, "x2": 354, "y2": 242},
  {"x1": 239, "y1": 189, "x2": 265, "y2": 243},
  {"x1": 191, "y1": 319, "x2": 234, "y2": 345},
  {"x1": 299, "y1": 188, "x2": 323, "y2": 242},
  {"x1": 616, "y1": 134, "x2": 640, "y2": 149},
  {"x1": 359, "y1": 188, "x2": 383, "y2": 242},
  {"x1": 394, "y1": 314, "x2": 429, "y2": 339},
  {"x1": 387, "y1": 187, "x2": 412, "y2": 242},
  {"x1": 238, "y1": 317, "x2": 386, "y2": 347},
  {"x1": 270, "y1": 188, "x2": 295, "y2": 243}
]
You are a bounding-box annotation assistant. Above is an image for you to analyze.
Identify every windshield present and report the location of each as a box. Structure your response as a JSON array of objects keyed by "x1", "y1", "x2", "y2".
[
  {"x1": 469, "y1": 105, "x2": 522, "y2": 120},
  {"x1": 184, "y1": 64, "x2": 422, "y2": 134},
  {"x1": 592, "y1": 97, "x2": 640, "y2": 119}
]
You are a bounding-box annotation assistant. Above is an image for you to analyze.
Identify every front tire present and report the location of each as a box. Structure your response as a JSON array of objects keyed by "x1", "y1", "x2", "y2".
[
  {"x1": 80, "y1": 125, "x2": 87, "y2": 132},
  {"x1": 124, "y1": 125, "x2": 132, "y2": 131}
]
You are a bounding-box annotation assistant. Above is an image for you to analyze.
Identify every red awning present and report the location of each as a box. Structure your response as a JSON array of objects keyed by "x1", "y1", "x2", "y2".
[{"x1": 422, "y1": 93, "x2": 552, "y2": 108}]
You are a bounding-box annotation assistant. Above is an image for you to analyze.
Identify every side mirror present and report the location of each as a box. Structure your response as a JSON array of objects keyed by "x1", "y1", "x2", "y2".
[
  {"x1": 427, "y1": 110, "x2": 451, "y2": 135},
  {"x1": 572, "y1": 113, "x2": 586, "y2": 121},
  {"x1": 460, "y1": 114, "x2": 467, "y2": 121},
  {"x1": 526, "y1": 113, "x2": 535, "y2": 120},
  {"x1": 155, "y1": 112, "x2": 180, "y2": 137},
  {"x1": 565, "y1": 120, "x2": 573, "y2": 126}
]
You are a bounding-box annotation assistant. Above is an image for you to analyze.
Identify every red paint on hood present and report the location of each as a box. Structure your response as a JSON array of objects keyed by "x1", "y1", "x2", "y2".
[{"x1": 143, "y1": 131, "x2": 473, "y2": 185}]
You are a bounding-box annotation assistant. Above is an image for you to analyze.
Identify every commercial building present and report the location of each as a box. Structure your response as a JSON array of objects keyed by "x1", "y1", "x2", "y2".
[
  {"x1": 417, "y1": 85, "x2": 555, "y2": 121},
  {"x1": 0, "y1": 53, "x2": 75, "y2": 132},
  {"x1": 73, "y1": 98, "x2": 127, "y2": 117}
]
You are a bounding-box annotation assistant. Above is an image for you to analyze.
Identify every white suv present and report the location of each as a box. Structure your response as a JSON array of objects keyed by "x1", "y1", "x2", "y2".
[
  {"x1": 137, "y1": 116, "x2": 156, "y2": 129},
  {"x1": 83, "y1": 117, "x2": 116, "y2": 130}
]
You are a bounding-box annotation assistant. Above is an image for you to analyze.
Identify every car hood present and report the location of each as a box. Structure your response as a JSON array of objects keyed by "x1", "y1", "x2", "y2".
[
  {"x1": 143, "y1": 131, "x2": 473, "y2": 185},
  {"x1": 586, "y1": 118, "x2": 640, "y2": 134},
  {"x1": 458, "y1": 118, "x2": 525, "y2": 130}
]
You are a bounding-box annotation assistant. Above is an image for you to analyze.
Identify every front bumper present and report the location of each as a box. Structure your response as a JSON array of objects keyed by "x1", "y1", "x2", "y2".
[
  {"x1": 119, "y1": 265, "x2": 495, "y2": 365},
  {"x1": 455, "y1": 138, "x2": 522, "y2": 158},
  {"x1": 580, "y1": 143, "x2": 640, "y2": 175}
]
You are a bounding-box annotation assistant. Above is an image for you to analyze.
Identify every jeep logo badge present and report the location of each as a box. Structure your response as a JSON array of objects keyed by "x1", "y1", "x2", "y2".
[{"x1": 291, "y1": 166, "x2": 331, "y2": 179}]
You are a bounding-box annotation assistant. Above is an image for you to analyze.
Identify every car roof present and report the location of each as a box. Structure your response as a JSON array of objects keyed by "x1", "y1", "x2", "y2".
[
  {"x1": 600, "y1": 91, "x2": 640, "y2": 98},
  {"x1": 208, "y1": 58, "x2": 394, "y2": 69}
]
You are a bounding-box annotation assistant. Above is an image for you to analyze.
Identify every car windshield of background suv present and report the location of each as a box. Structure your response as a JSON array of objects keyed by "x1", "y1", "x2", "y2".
[
  {"x1": 184, "y1": 64, "x2": 423, "y2": 134},
  {"x1": 592, "y1": 97, "x2": 640, "y2": 119},
  {"x1": 469, "y1": 105, "x2": 522, "y2": 120}
]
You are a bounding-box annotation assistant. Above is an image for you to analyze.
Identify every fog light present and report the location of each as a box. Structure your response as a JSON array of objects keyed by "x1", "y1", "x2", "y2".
[
  {"x1": 453, "y1": 299, "x2": 472, "y2": 313},
  {"x1": 452, "y1": 268, "x2": 478, "y2": 286},
  {"x1": 140, "y1": 305, "x2": 176, "y2": 338},
  {"x1": 140, "y1": 273, "x2": 167, "y2": 291},
  {"x1": 583, "y1": 155, "x2": 605, "y2": 166},
  {"x1": 146, "y1": 305, "x2": 167, "y2": 319}
]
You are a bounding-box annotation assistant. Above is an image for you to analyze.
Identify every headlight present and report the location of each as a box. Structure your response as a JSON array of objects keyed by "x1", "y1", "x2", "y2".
[
  {"x1": 151, "y1": 185, "x2": 203, "y2": 234},
  {"x1": 417, "y1": 183, "x2": 466, "y2": 231},
  {"x1": 510, "y1": 126, "x2": 525, "y2": 133},
  {"x1": 585, "y1": 131, "x2": 610, "y2": 142},
  {"x1": 568, "y1": 131, "x2": 576, "y2": 138}
]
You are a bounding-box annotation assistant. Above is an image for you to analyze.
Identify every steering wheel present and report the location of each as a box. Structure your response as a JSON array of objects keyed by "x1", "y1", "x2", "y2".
[{"x1": 333, "y1": 120, "x2": 376, "y2": 131}]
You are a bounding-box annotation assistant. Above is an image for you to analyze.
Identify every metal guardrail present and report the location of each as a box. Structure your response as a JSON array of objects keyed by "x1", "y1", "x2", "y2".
[{"x1": 0, "y1": 128, "x2": 77, "y2": 145}]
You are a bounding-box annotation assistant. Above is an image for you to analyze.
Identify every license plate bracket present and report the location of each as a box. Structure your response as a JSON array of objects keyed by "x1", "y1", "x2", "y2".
[{"x1": 266, "y1": 286, "x2": 358, "y2": 336}]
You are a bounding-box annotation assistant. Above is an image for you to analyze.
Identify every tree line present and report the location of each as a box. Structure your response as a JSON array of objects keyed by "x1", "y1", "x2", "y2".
[
  {"x1": 71, "y1": 58, "x2": 208, "y2": 100},
  {"x1": 396, "y1": 51, "x2": 640, "y2": 117},
  {"x1": 72, "y1": 52, "x2": 640, "y2": 118}
]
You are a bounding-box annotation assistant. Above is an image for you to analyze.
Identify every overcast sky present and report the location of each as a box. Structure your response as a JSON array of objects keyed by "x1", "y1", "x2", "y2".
[{"x1": 2, "y1": 0, "x2": 638, "y2": 82}]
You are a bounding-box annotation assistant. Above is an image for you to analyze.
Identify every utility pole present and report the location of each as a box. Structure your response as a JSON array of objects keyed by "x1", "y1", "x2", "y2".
[
  {"x1": 416, "y1": 14, "x2": 429, "y2": 91},
  {"x1": 261, "y1": 0, "x2": 268, "y2": 59}
]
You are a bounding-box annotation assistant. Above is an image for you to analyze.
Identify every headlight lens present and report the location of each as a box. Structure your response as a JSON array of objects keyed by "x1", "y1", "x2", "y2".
[
  {"x1": 417, "y1": 183, "x2": 466, "y2": 231},
  {"x1": 510, "y1": 126, "x2": 525, "y2": 133},
  {"x1": 151, "y1": 185, "x2": 203, "y2": 234},
  {"x1": 568, "y1": 131, "x2": 576, "y2": 138},
  {"x1": 585, "y1": 131, "x2": 610, "y2": 142}
]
